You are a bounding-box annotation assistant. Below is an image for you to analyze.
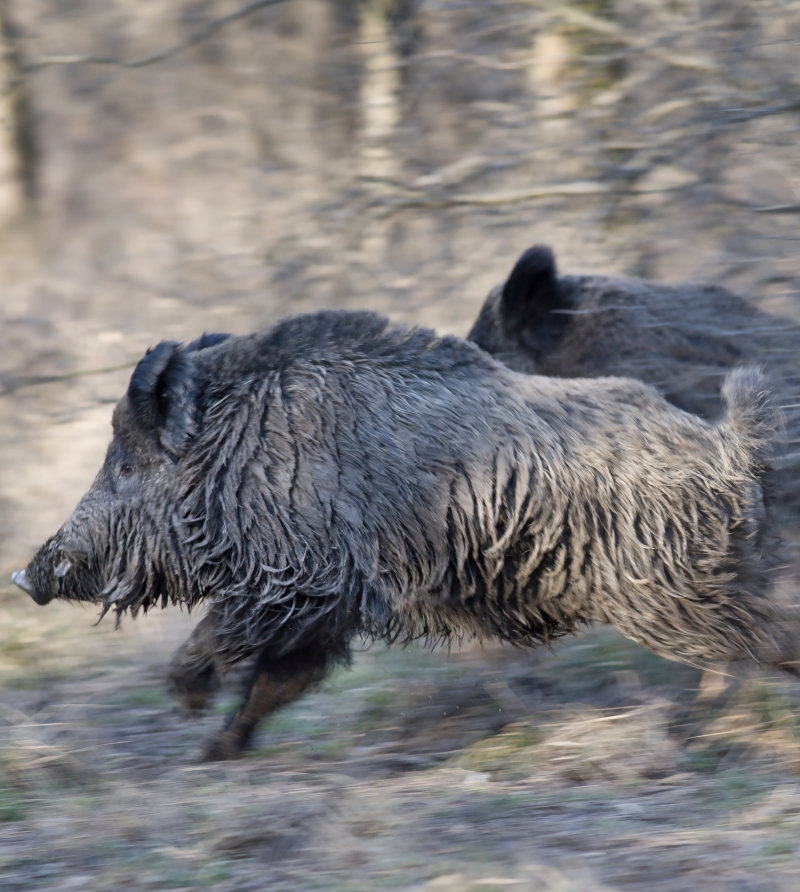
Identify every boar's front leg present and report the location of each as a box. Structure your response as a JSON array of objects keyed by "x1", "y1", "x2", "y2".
[
  {"x1": 168, "y1": 613, "x2": 223, "y2": 714},
  {"x1": 200, "y1": 642, "x2": 343, "y2": 762}
]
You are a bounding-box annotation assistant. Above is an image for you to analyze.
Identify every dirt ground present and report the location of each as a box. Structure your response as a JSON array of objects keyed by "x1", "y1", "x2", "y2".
[
  {"x1": 4, "y1": 598, "x2": 800, "y2": 891},
  {"x1": 2, "y1": 1, "x2": 800, "y2": 889}
]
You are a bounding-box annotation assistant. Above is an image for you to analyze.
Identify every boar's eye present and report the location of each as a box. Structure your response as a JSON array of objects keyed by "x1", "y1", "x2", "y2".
[{"x1": 119, "y1": 462, "x2": 135, "y2": 478}]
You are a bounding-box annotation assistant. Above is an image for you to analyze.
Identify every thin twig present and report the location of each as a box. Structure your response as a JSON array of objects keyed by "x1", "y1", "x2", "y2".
[
  {"x1": 379, "y1": 180, "x2": 612, "y2": 212},
  {"x1": 754, "y1": 204, "x2": 800, "y2": 215},
  {"x1": 520, "y1": 0, "x2": 721, "y2": 73},
  {"x1": 0, "y1": 361, "x2": 137, "y2": 397},
  {"x1": 22, "y1": 0, "x2": 289, "y2": 75},
  {"x1": 396, "y1": 49, "x2": 538, "y2": 72},
  {"x1": 722, "y1": 101, "x2": 800, "y2": 125}
]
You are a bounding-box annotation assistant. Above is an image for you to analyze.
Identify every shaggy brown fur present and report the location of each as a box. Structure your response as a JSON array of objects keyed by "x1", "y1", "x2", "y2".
[{"x1": 13, "y1": 311, "x2": 789, "y2": 759}]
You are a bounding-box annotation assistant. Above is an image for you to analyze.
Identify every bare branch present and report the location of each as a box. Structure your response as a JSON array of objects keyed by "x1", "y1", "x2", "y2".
[
  {"x1": 22, "y1": 0, "x2": 289, "y2": 75},
  {"x1": 0, "y1": 361, "x2": 137, "y2": 397},
  {"x1": 722, "y1": 101, "x2": 800, "y2": 125},
  {"x1": 754, "y1": 204, "x2": 800, "y2": 215},
  {"x1": 378, "y1": 180, "x2": 612, "y2": 212},
  {"x1": 399, "y1": 50, "x2": 538, "y2": 72},
  {"x1": 19, "y1": 0, "x2": 724, "y2": 82},
  {"x1": 521, "y1": 0, "x2": 721, "y2": 73}
]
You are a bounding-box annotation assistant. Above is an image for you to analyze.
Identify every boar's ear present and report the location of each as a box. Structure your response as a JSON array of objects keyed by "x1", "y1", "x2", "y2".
[
  {"x1": 500, "y1": 245, "x2": 562, "y2": 333},
  {"x1": 128, "y1": 341, "x2": 197, "y2": 455},
  {"x1": 185, "y1": 332, "x2": 230, "y2": 353}
]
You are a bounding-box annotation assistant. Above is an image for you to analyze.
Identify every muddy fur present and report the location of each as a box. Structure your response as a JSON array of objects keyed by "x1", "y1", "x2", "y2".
[{"x1": 14, "y1": 310, "x2": 789, "y2": 758}]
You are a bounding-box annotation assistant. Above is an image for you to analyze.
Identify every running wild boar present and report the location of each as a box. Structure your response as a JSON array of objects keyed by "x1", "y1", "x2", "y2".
[
  {"x1": 468, "y1": 245, "x2": 800, "y2": 523},
  {"x1": 12, "y1": 310, "x2": 792, "y2": 760}
]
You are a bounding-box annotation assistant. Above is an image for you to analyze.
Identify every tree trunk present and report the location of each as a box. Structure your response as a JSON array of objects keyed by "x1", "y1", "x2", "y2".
[{"x1": 0, "y1": 0, "x2": 35, "y2": 228}]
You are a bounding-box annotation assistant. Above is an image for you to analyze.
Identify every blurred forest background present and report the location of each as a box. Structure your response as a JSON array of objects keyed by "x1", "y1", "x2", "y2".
[{"x1": 1, "y1": 1, "x2": 800, "y2": 889}]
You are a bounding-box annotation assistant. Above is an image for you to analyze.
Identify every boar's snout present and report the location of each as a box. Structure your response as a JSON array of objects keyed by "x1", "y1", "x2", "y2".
[
  {"x1": 11, "y1": 568, "x2": 53, "y2": 605},
  {"x1": 12, "y1": 538, "x2": 82, "y2": 607}
]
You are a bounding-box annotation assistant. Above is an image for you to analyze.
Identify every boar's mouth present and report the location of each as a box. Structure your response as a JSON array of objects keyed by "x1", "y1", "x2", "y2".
[{"x1": 11, "y1": 569, "x2": 53, "y2": 606}]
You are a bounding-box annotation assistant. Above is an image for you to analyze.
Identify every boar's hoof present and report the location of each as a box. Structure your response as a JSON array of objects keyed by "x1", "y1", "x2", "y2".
[
  {"x1": 198, "y1": 733, "x2": 247, "y2": 763},
  {"x1": 168, "y1": 663, "x2": 220, "y2": 716}
]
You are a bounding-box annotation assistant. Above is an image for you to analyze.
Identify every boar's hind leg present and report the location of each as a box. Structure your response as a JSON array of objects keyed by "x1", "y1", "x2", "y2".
[{"x1": 200, "y1": 643, "x2": 342, "y2": 762}]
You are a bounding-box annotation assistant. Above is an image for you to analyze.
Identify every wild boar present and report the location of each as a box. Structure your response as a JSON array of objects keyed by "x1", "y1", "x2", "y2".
[
  {"x1": 11, "y1": 310, "x2": 790, "y2": 760},
  {"x1": 468, "y1": 245, "x2": 800, "y2": 413},
  {"x1": 468, "y1": 245, "x2": 800, "y2": 523}
]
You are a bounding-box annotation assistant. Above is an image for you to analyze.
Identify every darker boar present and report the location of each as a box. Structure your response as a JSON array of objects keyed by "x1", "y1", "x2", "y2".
[
  {"x1": 468, "y1": 245, "x2": 800, "y2": 537},
  {"x1": 468, "y1": 246, "x2": 800, "y2": 417},
  {"x1": 11, "y1": 310, "x2": 792, "y2": 760}
]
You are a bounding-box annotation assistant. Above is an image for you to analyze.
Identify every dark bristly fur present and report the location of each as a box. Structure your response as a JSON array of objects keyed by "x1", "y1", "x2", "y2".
[
  {"x1": 14, "y1": 310, "x2": 790, "y2": 759},
  {"x1": 468, "y1": 245, "x2": 800, "y2": 525},
  {"x1": 468, "y1": 246, "x2": 795, "y2": 413}
]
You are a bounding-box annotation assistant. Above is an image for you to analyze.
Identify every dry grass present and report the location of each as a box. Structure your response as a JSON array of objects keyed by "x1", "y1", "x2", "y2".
[{"x1": 2, "y1": 588, "x2": 800, "y2": 890}]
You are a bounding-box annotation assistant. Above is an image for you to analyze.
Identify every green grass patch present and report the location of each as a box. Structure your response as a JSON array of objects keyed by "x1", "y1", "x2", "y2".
[
  {"x1": 455, "y1": 722, "x2": 545, "y2": 779},
  {"x1": 112, "y1": 686, "x2": 173, "y2": 709},
  {"x1": 0, "y1": 784, "x2": 26, "y2": 822}
]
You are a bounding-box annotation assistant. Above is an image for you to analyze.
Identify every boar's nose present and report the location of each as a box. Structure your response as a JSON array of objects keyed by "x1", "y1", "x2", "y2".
[
  {"x1": 11, "y1": 570, "x2": 52, "y2": 606},
  {"x1": 10, "y1": 569, "x2": 31, "y2": 594}
]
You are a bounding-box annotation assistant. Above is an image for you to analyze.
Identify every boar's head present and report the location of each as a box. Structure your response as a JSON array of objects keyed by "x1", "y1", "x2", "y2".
[
  {"x1": 466, "y1": 245, "x2": 568, "y2": 375},
  {"x1": 12, "y1": 333, "x2": 229, "y2": 614}
]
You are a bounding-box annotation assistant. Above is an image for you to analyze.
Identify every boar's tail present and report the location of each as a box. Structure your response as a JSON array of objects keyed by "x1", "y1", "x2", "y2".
[{"x1": 719, "y1": 367, "x2": 783, "y2": 462}]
